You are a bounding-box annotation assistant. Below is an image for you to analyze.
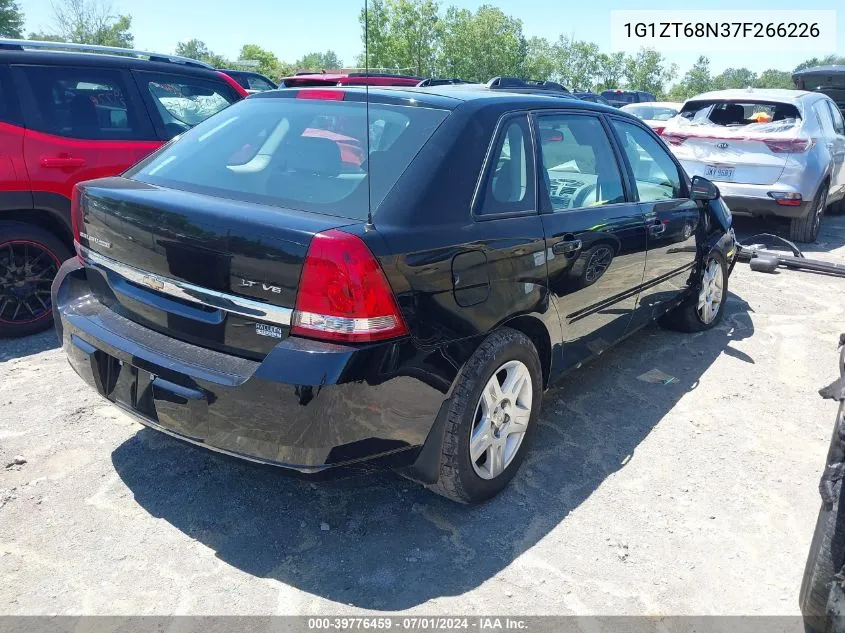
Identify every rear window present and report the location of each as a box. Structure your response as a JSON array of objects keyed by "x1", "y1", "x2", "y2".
[
  {"x1": 679, "y1": 100, "x2": 801, "y2": 127},
  {"x1": 128, "y1": 96, "x2": 448, "y2": 220},
  {"x1": 602, "y1": 91, "x2": 637, "y2": 103},
  {"x1": 622, "y1": 105, "x2": 679, "y2": 121}
]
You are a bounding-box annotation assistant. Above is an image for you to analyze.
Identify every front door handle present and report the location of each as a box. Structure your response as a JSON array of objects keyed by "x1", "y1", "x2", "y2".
[
  {"x1": 40, "y1": 156, "x2": 86, "y2": 168},
  {"x1": 553, "y1": 239, "x2": 582, "y2": 255}
]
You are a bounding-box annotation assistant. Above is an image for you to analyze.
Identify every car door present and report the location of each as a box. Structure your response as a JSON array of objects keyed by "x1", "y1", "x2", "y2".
[
  {"x1": 608, "y1": 117, "x2": 699, "y2": 326},
  {"x1": 132, "y1": 70, "x2": 239, "y2": 140},
  {"x1": 12, "y1": 64, "x2": 160, "y2": 207},
  {"x1": 534, "y1": 110, "x2": 648, "y2": 370},
  {"x1": 824, "y1": 100, "x2": 845, "y2": 201},
  {"x1": 0, "y1": 63, "x2": 30, "y2": 208}
]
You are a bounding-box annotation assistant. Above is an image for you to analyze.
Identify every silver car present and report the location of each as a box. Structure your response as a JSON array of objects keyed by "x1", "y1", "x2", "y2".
[{"x1": 662, "y1": 89, "x2": 845, "y2": 242}]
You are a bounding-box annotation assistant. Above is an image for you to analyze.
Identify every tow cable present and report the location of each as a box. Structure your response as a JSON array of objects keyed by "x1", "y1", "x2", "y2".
[{"x1": 732, "y1": 232, "x2": 845, "y2": 278}]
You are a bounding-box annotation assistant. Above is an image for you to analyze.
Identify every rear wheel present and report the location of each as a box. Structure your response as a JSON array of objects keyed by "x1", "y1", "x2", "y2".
[
  {"x1": 659, "y1": 251, "x2": 727, "y2": 333},
  {"x1": 790, "y1": 186, "x2": 827, "y2": 243},
  {"x1": 0, "y1": 221, "x2": 70, "y2": 339},
  {"x1": 429, "y1": 328, "x2": 542, "y2": 504}
]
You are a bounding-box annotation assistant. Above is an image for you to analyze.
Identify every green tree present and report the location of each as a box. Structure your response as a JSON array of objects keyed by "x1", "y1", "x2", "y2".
[
  {"x1": 667, "y1": 55, "x2": 712, "y2": 101},
  {"x1": 713, "y1": 67, "x2": 757, "y2": 90},
  {"x1": 555, "y1": 36, "x2": 601, "y2": 90},
  {"x1": 0, "y1": 0, "x2": 24, "y2": 38},
  {"x1": 522, "y1": 36, "x2": 556, "y2": 81},
  {"x1": 437, "y1": 4, "x2": 525, "y2": 81},
  {"x1": 358, "y1": 0, "x2": 440, "y2": 75},
  {"x1": 756, "y1": 68, "x2": 794, "y2": 89},
  {"x1": 624, "y1": 48, "x2": 676, "y2": 98},
  {"x1": 38, "y1": 0, "x2": 134, "y2": 47},
  {"x1": 295, "y1": 51, "x2": 343, "y2": 72},
  {"x1": 595, "y1": 51, "x2": 628, "y2": 92},
  {"x1": 175, "y1": 39, "x2": 228, "y2": 67},
  {"x1": 238, "y1": 44, "x2": 286, "y2": 78}
]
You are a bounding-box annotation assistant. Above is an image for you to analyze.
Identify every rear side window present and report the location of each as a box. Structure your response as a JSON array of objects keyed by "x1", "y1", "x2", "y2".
[
  {"x1": 477, "y1": 116, "x2": 535, "y2": 215},
  {"x1": 813, "y1": 101, "x2": 835, "y2": 135},
  {"x1": 17, "y1": 65, "x2": 145, "y2": 140},
  {"x1": 602, "y1": 91, "x2": 637, "y2": 104},
  {"x1": 127, "y1": 97, "x2": 448, "y2": 220},
  {"x1": 827, "y1": 101, "x2": 845, "y2": 135},
  {"x1": 536, "y1": 113, "x2": 625, "y2": 211},
  {"x1": 137, "y1": 73, "x2": 236, "y2": 139},
  {"x1": 246, "y1": 75, "x2": 275, "y2": 91}
]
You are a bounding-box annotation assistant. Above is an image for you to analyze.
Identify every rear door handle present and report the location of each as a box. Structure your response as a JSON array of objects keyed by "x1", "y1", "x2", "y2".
[
  {"x1": 553, "y1": 239, "x2": 582, "y2": 255},
  {"x1": 40, "y1": 156, "x2": 86, "y2": 168},
  {"x1": 649, "y1": 221, "x2": 666, "y2": 236}
]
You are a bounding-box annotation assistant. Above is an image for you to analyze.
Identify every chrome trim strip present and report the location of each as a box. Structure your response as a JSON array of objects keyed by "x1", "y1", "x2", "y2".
[{"x1": 80, "y1": 246, "x2": 292, "y2": 327}]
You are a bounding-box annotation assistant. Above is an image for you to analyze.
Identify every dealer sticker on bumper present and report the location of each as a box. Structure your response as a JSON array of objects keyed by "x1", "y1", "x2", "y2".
[{"x1": 256, "y1": 323, "x2": 283, "y2": 339}]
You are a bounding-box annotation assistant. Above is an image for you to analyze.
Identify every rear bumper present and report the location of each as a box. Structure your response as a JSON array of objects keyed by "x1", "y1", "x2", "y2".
[
  {"x1": 722, "y1": 195, "x2": 810, "y2": 219},
  {"x1": 52, "y1": 259, "x2": 450, "y2": 473}
]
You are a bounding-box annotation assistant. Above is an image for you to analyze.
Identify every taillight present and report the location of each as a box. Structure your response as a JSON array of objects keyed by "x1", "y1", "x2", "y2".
[
  {"x1": 297, "y1": 89, "x2": 346, "y2": 101},
  {"x1": 653, "y1": 126, "x2": 666, "y2": 136},
  {"x1": 662, "y1": 132, "x2": 688, "y2": 145},
  {"x1": 291, "y1": 229, "x2": 408, "y2": 343},
  {"x1": 70, "y1": 184, "x2": 83, "y2": 262},
  {"x1": 217, "y1": 71, "x2": 249, "y2": 99},
  {"x1": 763, "y1": 137, "x2": 815, "y2": 153}
]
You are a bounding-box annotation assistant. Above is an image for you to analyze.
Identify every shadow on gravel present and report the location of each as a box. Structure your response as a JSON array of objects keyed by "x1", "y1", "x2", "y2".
[
  {"x1": 0, "y1": 330, "x2": 59, "y2": 362},
  {"x1": 112, "y1": 293, "x2": 754, "y2": 611}
]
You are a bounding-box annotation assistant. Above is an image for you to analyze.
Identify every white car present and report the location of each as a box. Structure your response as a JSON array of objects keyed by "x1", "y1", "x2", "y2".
[
  {"x1": 620, "y1": 102, "x2": 682, "y2": 135},
  {"x1": 661, "y1": 89, "x2": 845, "y2": 242}
]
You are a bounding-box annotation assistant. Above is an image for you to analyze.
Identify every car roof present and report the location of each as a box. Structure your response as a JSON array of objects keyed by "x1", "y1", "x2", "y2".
[
  {"x1": 686, "y1": 88, "x2": 814, "y2": 104},
  {"x1": 622, "y1": 101, "x2": 682, "y2": 109},
  {"x1": 793, "y1": 65, "x2": 845, "y2": 76},
  {"x1": 0, "y1": 48, "x2": 222, "y2": 78},
  {"x1": 259, "y1": 85, "x2": 639, "y2": 119}
]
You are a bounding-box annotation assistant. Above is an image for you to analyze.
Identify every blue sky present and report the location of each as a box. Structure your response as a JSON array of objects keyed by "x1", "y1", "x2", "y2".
[{"x1": 21, "y1": 0, "x2": 844, "y2": 80}]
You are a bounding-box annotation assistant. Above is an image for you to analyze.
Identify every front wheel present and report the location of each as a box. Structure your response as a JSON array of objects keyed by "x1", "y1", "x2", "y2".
[
  {"x1": 659, "y1": 251, "x2": 728, "y2": 333},
  {"x1": 429, "y1": 328, "x2": 542, "y2": 504},
  {"x1": 0, "y1": 221, "x2": 71, "y2": 339}
]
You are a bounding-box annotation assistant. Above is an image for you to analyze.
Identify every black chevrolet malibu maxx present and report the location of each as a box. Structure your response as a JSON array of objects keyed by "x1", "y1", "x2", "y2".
[{"x1": 52, "y1": 85, "x2": 736, "y2": 503}]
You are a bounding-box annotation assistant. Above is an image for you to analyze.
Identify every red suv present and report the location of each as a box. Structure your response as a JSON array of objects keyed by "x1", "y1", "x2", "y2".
[
  {"x1": 0, "y1": 40, "x2": 247, "y2": 338},
  {"x1": 278, "y1": 72, "x2": 424, "y2": 88}
]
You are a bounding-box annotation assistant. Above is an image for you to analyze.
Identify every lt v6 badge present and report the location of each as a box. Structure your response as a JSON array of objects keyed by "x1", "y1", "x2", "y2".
[{"x1": 239, "y1": 279, "x2": 282, "y2": 294}]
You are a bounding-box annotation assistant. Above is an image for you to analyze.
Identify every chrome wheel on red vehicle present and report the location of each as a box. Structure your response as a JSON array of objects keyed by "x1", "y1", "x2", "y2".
[{"x1": 0, "y1": 240, "x2": 61, "y2": 327}]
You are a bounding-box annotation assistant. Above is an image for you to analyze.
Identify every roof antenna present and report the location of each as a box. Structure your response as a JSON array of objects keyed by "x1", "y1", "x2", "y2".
[{"x1": 364, "y1": 0, "x2": 374, "y2": 230}]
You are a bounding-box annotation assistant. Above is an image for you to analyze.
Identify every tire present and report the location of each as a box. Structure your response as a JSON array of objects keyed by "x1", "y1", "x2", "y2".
[
  {"x1": 0, "y1": 221, "x2": 71, "y2": 339},
  {"x1": 790, "y1": 186, "x2": 827, "y2": 243},
  {"x1": 801, "y1": 484, "x2": 845, "y2": 633},
  {"x1": 659, "y1": 250, "x2": 728, "y2": 333},
  {"x1": 428, "y1": 327, "x2": 542, "y2": 504}
]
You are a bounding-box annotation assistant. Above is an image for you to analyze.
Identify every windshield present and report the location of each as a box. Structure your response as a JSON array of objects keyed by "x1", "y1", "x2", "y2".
[
  {"x1": 678, "y1": 100, "x2": 802, "y2": 127},
  {"x1": 127, "y1": 96, "x2": 449, "y2": 220},
  {"x1": 622, "y1": 104, "x2": 679, "y2": 121}
]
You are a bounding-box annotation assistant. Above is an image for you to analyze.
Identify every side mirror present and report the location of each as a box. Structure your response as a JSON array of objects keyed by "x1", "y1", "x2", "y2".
[{"x1": 690, "y1": 175, "x2": 720, "y2": 201}]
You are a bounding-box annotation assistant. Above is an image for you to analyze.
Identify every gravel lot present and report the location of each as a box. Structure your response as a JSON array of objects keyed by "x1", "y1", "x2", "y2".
[{"x1": 1, "y1": 215, "x2": 845, "y2": 617}]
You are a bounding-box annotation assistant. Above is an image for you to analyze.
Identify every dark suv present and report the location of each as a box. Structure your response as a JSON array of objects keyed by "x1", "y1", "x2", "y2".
[
  {"x1": 601, "y1": 89, "x2": 658, "y2": 108},
  {"x1": 0, "y1": 39, "x2": 247, "y2": 338},
  {"x1": 53, "y1": 85, "x2": 735, "y2": 503}
]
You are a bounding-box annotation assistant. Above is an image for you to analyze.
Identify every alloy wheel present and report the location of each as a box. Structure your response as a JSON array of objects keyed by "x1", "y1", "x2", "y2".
[
  {"x1": 0, "y1": 241, "x2": 61, "y2": 325},
  {"x1": 469, "y1": 360, "x2": 533, "y2": 480},
  {"x1": 697, "y1": 256, "x2": 724, "y2": 325}
]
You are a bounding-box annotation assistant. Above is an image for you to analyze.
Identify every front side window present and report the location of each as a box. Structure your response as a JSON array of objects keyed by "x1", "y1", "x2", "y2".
[
  {"x1": 477, "y1": 116, "x2": 535, "y2": 215},
  {"x1": 18, "y1": 65, "x2": 143, "y2": 140},
  {"x1": 128, "y1": 97, "x2": 448, "y2": 220},
  {"x1": 612, "y1": 119, "x2": 683, "y2": 201},
  {"x1": 536, "y1": 113, "x2": 625, "y2": 212}
]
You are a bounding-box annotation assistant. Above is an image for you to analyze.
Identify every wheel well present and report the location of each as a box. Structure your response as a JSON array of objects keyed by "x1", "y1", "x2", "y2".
[
  {"x1": 504, "y1": 314, "x2": 552, "y2": 389},
  {"x1": 0, "y1": 209, "x2": 72, "y2": 249}
]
